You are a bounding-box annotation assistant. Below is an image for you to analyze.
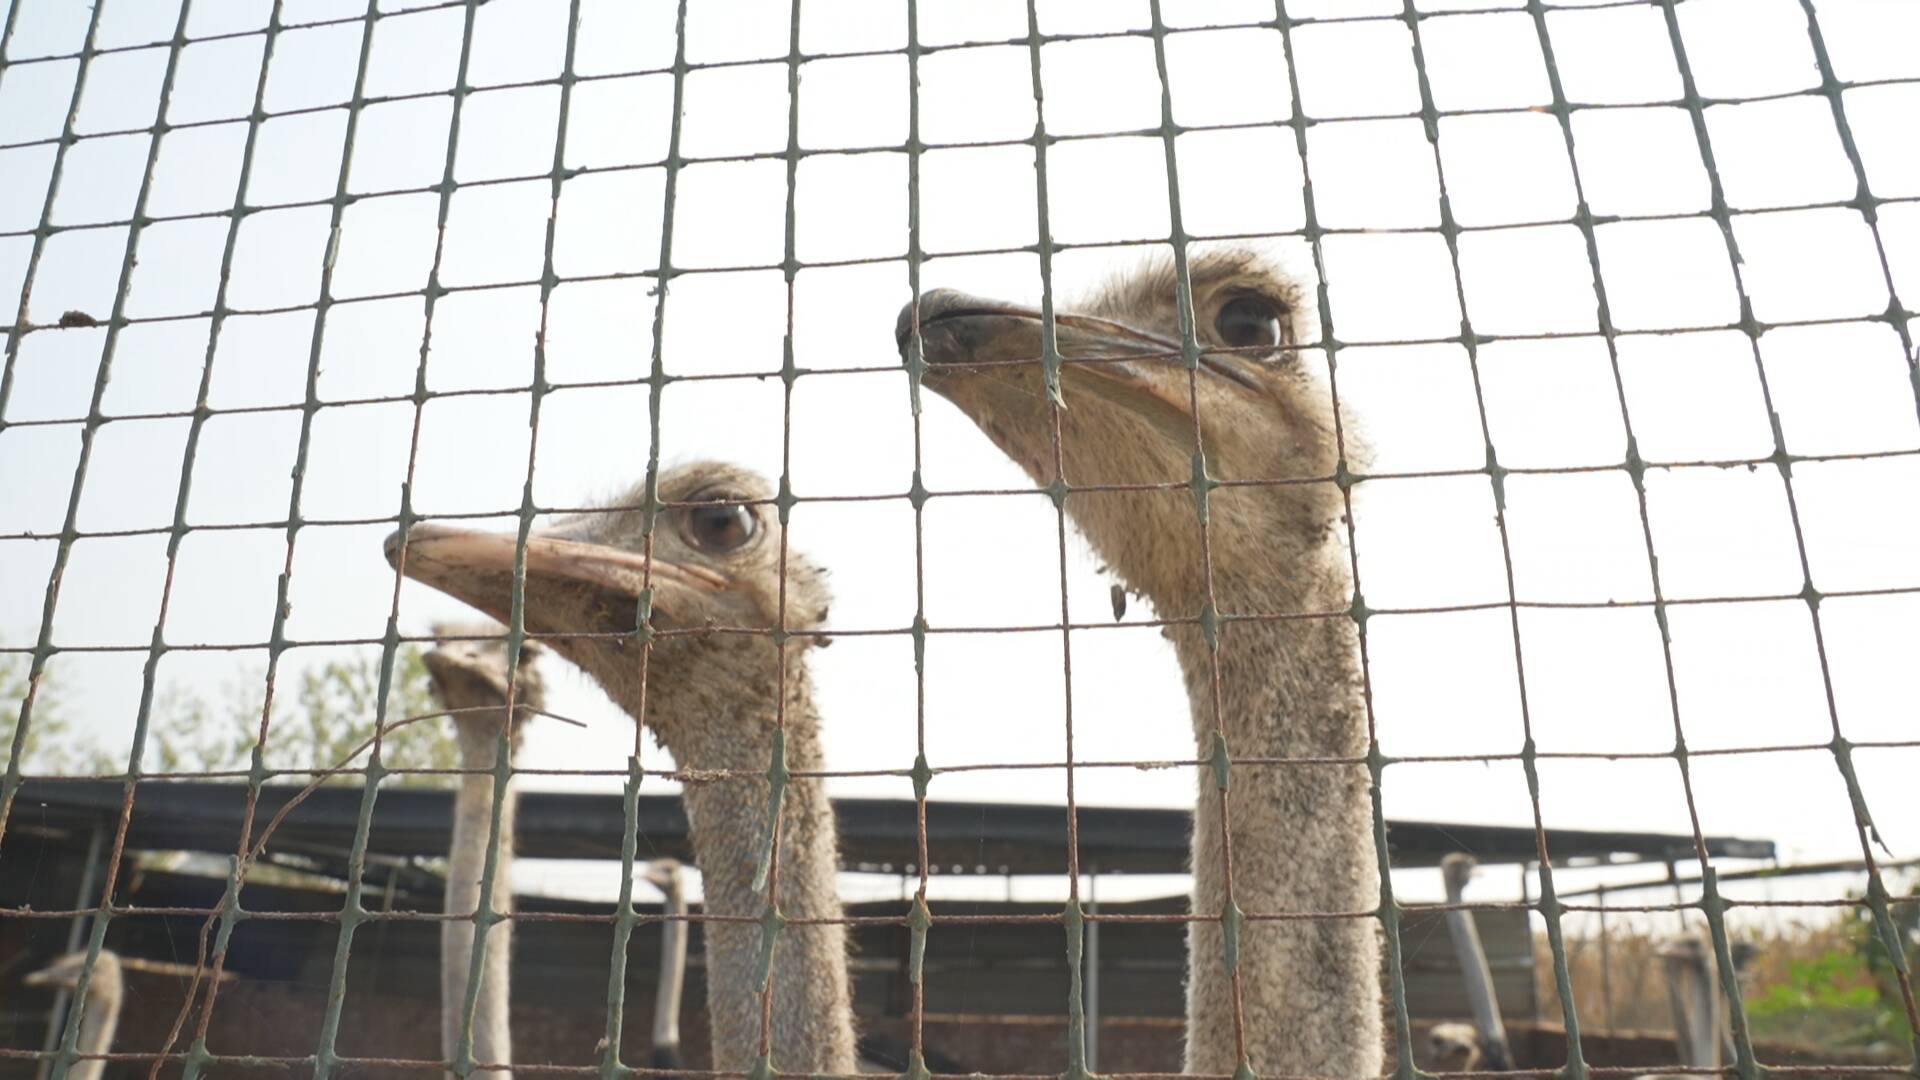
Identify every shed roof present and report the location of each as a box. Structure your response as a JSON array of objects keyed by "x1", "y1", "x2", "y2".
[{"x1": 6, "y1": 779, "x2": 1774, "y2": 875}]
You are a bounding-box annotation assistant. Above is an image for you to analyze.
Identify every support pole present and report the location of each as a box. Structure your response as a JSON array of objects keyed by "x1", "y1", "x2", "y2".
[
  {"x1": 1441, "y1": 854, "x2": 1514, "y2": 1071},
  {"x1": 1597, "y1": 883, "x2": 1614, "y2": 1034},
  {"x1": 1085, "y1": 865, "x2": 1100, "y2": 1074}
]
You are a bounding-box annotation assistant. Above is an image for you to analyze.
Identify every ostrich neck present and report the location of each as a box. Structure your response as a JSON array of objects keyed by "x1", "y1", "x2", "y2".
[
  {"x1": 622, "y1": 662, "x2": 855, "y2": 1075},
  {"x1": 1157, "y1": 549, "x2": 1385, "y2": 1077},
  {"x1": 444, "y1": 715, "x2": 520, "y2": 1079},
  {"x1": 653, "y1": 884, "x2": 688, "y2": 1052},
  {"x1": 70, "y1": 973, "x2": 121, "y2": 1080}
]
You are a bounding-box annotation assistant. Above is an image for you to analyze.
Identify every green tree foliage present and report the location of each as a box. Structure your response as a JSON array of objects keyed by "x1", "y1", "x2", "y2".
[
  {"x1": 2, "y1": 652, "x2": 118, "y2": 775},
  {"x1": 3, "y1": 645, "x2": 454, "y2": 787}
]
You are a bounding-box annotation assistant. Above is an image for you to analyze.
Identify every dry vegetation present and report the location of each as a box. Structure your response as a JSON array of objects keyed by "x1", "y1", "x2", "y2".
[{"x1": 1535, "y1": 890, "x2": 1917, "y2": 1058}]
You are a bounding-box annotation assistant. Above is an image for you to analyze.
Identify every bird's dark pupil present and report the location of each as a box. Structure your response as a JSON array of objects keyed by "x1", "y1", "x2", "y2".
[
  {"x1": 1216, "y1": 296, "x2": 1281, "y2": 349},
  {"x1": 691, "y1": 505, "x2": 748, "y2": 549}
]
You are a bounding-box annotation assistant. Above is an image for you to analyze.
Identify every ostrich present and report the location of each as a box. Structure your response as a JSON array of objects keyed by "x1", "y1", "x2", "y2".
[
  {"x1": 24, "y1": 950, "x2": 123, "y2": 1080},
  {"x1": 1441, "y1": 853, "x2": 1514, "y2": 1071},
  {"x1": 385, "y1": 462, "x2": 857, "y2": 1075},
  {"x1": 898, "y1": 247, "x2": 1383, "y2": 1077},
  {"x1": 641, "y1": 859, "x2": 689, "y2": 1075},
  {"x1": 1657, "y1": 937, "x2": 1719, "y2": 1071},
  {"x1": 1426, "y1": 1022, "x2": 1483, "y2": 1073},
  {"x1": 422, "y1": 624, "x2": 545, "y2": 1080}
]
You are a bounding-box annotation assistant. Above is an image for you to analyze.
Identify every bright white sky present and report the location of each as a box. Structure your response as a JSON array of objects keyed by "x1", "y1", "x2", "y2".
[{"x1": 2, "y1": 0, "x2": 1918, "y2": 929}]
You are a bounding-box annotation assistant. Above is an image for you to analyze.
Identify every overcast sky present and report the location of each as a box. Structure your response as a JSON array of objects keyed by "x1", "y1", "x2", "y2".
[{"x1": 3, "y1": 0, "x2": 1918, "y2": 930}]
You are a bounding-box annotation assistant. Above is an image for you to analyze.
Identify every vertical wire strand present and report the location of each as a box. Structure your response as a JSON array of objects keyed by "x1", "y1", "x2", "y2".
[
  {"x1": 750, "y1": 0, "x2": 808, "y2": 1071},
  {"x1": 1018, "y1": 4, "x2": 1097, "y2": 1075},
  {"x1": 1142, "y1": 2, "x2": 1254, "y2": 1071},
  {"x1": 595, "y1": 0, "x2": 691, "y2": 1072},
  {"x1": 282, "y1": 6, "x2": 433, "y2": 1078},
  {"x1": 0, "y1": 0, "x2": 113, "y2": 845},
  {"x1": 447, "y1": 1, "x2": 591, "y2": 1075},
  {"x1": 901, "y1": 0, "x2": 938, "y2": 1073}
]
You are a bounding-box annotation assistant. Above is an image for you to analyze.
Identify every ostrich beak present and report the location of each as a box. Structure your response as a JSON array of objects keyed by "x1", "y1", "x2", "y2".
[
  {"x1": 384, "y1": 524, "x2": 727, "y2": 634},
  {"x1": 897, "y1": 289, "x2": 1256, "y2": 446}
]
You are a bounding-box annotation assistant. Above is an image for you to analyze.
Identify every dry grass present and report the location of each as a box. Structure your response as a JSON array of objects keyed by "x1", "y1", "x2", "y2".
[{"x1": 1535, "y1": 913, "x2": 1909, "y2": 1055}]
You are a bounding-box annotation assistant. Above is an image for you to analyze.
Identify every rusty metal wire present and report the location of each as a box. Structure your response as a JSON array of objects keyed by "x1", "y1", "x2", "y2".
[{"x1": 2, "y1": 1, "x2": 1918, "y2": 1079}]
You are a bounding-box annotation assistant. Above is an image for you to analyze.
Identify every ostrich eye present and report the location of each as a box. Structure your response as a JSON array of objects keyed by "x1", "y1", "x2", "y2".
[
  {"x1": 1214, "y1": 294, "x2": 1285, "y2": 350},
  {"x1": 681, "y1": 503, "x2": 757, "y2": 553}
]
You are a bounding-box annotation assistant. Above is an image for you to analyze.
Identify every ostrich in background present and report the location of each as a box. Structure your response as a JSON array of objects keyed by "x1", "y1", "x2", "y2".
[
  {"x1": 1426, "y1": 1022, "x2": 1484, "y2": 1073},
  {"x1": 1441, "y1": 853, "x2": 1515, "y2": 1071},
  {"x1": 24, "y1": 950, "x2": 123, "y2": 1080},
  {"x1": 1658, "y1": 936, "x2": 1720, "y2": 1072},
  {"x1": 900, "y1": 247, "x2": 1383, "y2": 1077},
  {"x1": 422, "y1": 624, "x2": 545, "y2": 1080},
  {"x1": 642, "y1": 859, "x2": 689, "y2": 1075},
  {"x1": 386, "y1": 462, "x2": 857, "y2": 1074}
]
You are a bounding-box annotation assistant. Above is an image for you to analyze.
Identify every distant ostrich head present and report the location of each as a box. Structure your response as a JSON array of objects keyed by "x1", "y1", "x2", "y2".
[
  {"x1": 385, "y1": 461, "x2": 830, "y2": 748},
  {"x1": 643, "y1": 857, "x2": 685, "y2": 899},
  {"x1": 423, "y1": 623, "x2": 546, "y2": 731},
  {"x1": 23, "y1": 951, "x2": 122, "y2": 995},
  {"x1": 1427, "y1": 1022, "x2": 1482, "y2": 1072},
  {"x1": 1441, "y1": 851, "x2": 1477, "y2": 897},
  {"x1": 898, "y1": 247, "x2": 1348, "y2": 611}
]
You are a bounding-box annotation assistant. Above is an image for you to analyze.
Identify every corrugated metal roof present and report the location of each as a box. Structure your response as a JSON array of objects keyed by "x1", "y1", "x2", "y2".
[{"x1": 5, "y1": 780, "x2": 1773, "y2": 875}]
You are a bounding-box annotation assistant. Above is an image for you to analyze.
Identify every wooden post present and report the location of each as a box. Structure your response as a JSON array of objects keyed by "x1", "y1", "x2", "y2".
[
  {"x1": 1597, "y1": 883, "x2": 1615, "y2": 1034},
  {"x1": 1086, "y1": 866, "x2": 1100, "y2": 1074}
]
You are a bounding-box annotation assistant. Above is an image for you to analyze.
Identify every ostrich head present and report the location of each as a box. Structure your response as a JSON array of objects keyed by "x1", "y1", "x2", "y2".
[
  {"x1": 23, "y1": 951, "x2": 122, "y2": 995},
  {"x1": 423, "y1": 622, "x2": 546, "y2": 737},
  {"x1": 385, "y1": 461, "x2": 829, "y2": 752},
  {"x1": 1441, "y1": 851, "x2": 1478, "y2": 897},
  {"x1": 899, "y1": 247, "x2": 1349, "y2": 612},
  {"x1": 643, "y1": 857, "x2": 685, "y2": 900},
  {"x1": 1426, "y1": 1022, "x2": 1482, "y2": 1072}
]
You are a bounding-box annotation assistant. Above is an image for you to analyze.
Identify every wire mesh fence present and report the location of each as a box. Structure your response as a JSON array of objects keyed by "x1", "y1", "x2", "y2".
[{"x1": 2, "y1": 0, "x2": 1917, "y2": 1079}]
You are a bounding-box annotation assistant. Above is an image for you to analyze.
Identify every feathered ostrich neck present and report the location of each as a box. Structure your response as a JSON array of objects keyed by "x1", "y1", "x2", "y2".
[
  {"x1": 1149, "y1": 509, "x2": 1382, "y2": 1079},
  {"x1": 648, "y1": 865, "x2": 689, "y2": 1067},
  {"x1": 436, "y1": 662, "x2": 537, "y2": 1080},
  {"x1": 73, "y1": 961, "x2": 123, "y2": 1080},
  {"x1": 609, "y1": 639, "x2": 855, "y2": 1075},
  {"x1": 1035, "y1": 452, "x2": 1381, "y2": 1076}
]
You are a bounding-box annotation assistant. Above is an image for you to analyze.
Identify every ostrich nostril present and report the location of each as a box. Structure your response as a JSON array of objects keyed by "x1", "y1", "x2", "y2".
[{"x1": 894, "y1": 289, "x2": 979, "y2": 357}]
